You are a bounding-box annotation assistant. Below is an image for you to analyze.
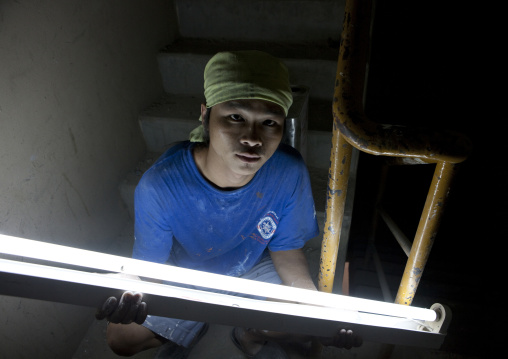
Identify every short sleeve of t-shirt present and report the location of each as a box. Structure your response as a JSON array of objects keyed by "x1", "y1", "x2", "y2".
[
  {"x1": 265, "y1": 148, "x2": 318, "y2": 252},
  {"x1": 132, "y1": 169, "x2": 174, "y2": 264}
]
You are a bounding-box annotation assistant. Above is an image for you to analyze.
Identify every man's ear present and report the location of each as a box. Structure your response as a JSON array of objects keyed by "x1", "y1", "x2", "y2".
[{"x1": 200, "y1": 104, "x2": 207, "y2": 120}]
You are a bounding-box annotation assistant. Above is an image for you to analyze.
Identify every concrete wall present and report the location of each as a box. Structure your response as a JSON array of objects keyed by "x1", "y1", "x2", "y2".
[{"x1": 0, "y1": 0, "x2": 177, "y2": 357}]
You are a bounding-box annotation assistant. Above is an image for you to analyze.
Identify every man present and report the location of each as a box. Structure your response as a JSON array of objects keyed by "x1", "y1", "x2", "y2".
[{"x1": 97, "y1": 50, "x2": 361, "y2": 358}]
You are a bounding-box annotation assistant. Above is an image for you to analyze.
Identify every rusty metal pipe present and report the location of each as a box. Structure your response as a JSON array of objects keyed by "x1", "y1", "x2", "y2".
[
  {"x1": 334, "y1": 0, "x2": 471, "y2": 164},
  {"x1": 318, "y1": 133, "x2": 352, "y2": 293},
  {"x1": 319, "y1": 0, "x2": 470, "y2": 309},
  {"x1": 395, "y1": 161, "x2": 457, "y2": 305}
]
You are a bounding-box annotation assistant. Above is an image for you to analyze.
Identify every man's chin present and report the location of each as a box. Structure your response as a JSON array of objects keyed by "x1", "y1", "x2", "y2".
[{"x1": 234, "y1": 162, "x2": 264, "y2": 176}]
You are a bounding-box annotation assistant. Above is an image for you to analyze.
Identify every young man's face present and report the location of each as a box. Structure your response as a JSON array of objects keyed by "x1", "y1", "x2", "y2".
[{"x1": 200, "y1": 99, "x2": 286, "y2": 188}]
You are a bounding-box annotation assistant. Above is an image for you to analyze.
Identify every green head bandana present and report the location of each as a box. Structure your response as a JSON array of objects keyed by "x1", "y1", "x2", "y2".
[{"x1": 189, "y1": 50, "x2": 293, "y2": 142}]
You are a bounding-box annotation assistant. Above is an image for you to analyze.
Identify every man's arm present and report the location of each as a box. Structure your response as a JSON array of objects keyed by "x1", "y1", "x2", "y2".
[
  {"x1": 243, "y1": 248, "x2": 361, "y2": 350},
  {"x1": 269, "y1": 248, "x2": 317, "y2": 291}
]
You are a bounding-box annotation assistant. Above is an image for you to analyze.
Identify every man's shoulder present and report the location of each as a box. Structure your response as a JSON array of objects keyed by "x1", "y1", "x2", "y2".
[
  {"x1": 270, "y1": 143, "x2": 305, "y2": 167},
  {"x1": 155, "y1": 141, "x2": 191, "y2": 163},
  {"x1": 147, "y1": 141, "x2": 192, "y2": 169},
  {"x1": 139, "y1": 141, "x2": 193, "y2": 182}
]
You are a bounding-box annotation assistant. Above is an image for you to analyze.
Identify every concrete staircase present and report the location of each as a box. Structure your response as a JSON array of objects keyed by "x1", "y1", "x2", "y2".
[{"x1": 73, "y1": 1, "x2": 478, "y2": 358}]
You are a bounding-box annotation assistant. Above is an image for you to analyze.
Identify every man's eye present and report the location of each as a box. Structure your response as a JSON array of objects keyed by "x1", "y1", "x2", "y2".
[
  {"x1": 230, "y1": 114, "x2": 244, "y2": 122},
  {"x1": 263, "y1": 120, "x2": 278, "y2": 127}
]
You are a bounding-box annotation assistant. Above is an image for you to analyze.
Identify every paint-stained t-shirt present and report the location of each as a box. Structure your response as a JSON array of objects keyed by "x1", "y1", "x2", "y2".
[{"x1": 132, "y1": 141, "x2": 319, "y2": 277}]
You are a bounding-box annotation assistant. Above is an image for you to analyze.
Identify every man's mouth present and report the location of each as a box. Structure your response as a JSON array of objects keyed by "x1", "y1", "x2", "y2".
[{"x1": 236, "y1": 153, "x2": 261, "y2": 163}]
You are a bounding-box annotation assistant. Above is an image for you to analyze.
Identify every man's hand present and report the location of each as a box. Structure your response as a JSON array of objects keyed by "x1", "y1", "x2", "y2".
[
  {"x1": 94, "y1": 273, "x2": 147, "y2": 324},
  {"x1": 95, "y1": 291, "x2": 148, "y2": 325},
  {"x1": 319, "y1": 328, "x2": 363, "y2": 349}
]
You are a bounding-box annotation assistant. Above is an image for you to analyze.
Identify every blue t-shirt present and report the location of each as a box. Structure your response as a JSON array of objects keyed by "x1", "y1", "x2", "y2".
[{"x1": 132, "y1": 141, "x2": 319, "y2": 277}]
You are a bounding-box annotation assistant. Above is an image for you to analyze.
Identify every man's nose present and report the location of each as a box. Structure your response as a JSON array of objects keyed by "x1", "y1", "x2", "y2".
[{"x1": 240, "y1": 124, "x2": 262, "y2": 147}]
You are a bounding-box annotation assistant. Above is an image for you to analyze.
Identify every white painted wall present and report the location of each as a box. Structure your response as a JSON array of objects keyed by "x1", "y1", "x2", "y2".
[{"x1": 0, "y1": 0, "x2": 177, "y2": 357}]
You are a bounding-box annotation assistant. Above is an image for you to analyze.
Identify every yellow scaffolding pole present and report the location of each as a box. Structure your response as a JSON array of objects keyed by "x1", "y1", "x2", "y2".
[{"x1": 318, "y1": 0, "x2": 471, "y2": 307}]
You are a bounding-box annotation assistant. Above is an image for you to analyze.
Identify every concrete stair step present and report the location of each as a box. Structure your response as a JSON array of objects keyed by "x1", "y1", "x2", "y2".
[
  {"x1": 138, "y1": 94, "x2": 202, "y2": 153},
  {"x1": 165, "y1": 38, "x2": 340, "y2": 61},
  {"x1": 174, "y1": 0, "x2": 344, "y2": 45},
  {"x1": 157, "y1": 39, "x2": 338, "y2": 101}
]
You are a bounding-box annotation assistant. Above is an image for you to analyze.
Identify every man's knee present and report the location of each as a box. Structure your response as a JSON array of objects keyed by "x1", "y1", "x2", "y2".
[
  {"x1": 106, "y1": 323, "x2": 135, "y2": 356},
  {"x1": 106, "y1": 322, "x2": 160, "y2": 357},
  {"x1": 107, "y1": 340, "x2": 136, "y2": 357}
]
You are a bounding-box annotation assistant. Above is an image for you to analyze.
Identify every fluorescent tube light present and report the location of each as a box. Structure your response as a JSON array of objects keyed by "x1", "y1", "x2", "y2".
[
  {"x1": 2, "y1": 255, "x2": 443, "y2": 345},
  {"x1": 0, "y1": 234, "x2": 437, "y2": 323}
]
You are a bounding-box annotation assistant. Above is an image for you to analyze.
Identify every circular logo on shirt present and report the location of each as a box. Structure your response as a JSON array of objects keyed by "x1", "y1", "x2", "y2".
[{"x1": 257, "y1": 212, "x2": 279, "y2": 240}]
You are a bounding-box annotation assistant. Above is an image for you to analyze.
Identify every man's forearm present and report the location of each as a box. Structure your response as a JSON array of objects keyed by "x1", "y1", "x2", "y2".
[{"x1": 269, "y1": 248, "x2": 317, "y2": 291}]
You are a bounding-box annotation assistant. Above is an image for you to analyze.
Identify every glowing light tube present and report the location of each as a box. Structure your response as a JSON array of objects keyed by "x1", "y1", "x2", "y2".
[
  {"x1": 0, "y1": 235, "x2": 449, "y2": 347},
  {"x1": 0, "y1": 234, "x2": 436, "y2": 323},
  {"x1": 1, "y1": 255, "x2": 448, "y2": 348}
]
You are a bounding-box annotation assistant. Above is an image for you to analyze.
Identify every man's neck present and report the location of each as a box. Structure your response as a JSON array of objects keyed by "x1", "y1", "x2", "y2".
[{"x1": 192, "y1": 145, "x2": 254, "y2": 190}]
